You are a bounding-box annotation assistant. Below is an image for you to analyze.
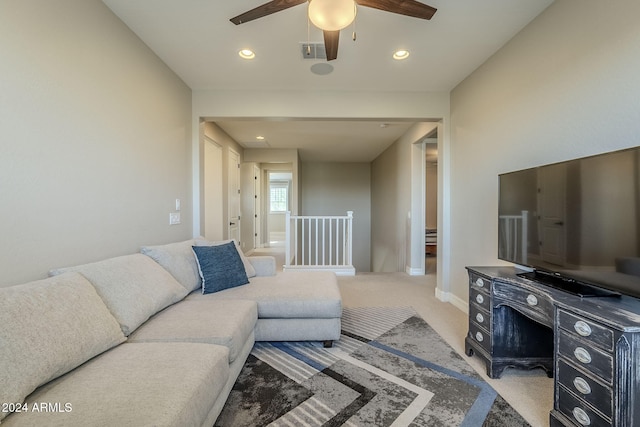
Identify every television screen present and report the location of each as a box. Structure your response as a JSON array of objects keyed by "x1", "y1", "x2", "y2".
[{"x1": 498, "y1": 147, "x2": 640, "y2": 299}]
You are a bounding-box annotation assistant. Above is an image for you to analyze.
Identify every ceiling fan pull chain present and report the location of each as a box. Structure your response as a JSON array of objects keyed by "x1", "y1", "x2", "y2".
[
  {"x1": 307, "y1": 14, "x2": 312, "y2": 56},
  {"x1": 352, "y1": 3, "x2": 357, "y2": 41}
]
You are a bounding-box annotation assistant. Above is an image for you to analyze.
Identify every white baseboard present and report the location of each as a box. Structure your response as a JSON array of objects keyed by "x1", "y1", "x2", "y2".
[
  {"x1": 435, "y1": 287, "x2": 468, "y2": 314},
  {"x1": 283, "y1": 265, "x2": 356, "y2": 276},
  {"x1": 405, "y1": 266, "x2": 424, "y2": 276}
]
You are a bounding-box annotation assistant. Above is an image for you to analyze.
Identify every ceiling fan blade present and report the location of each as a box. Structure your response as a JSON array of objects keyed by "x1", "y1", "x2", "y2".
[
  {"x1": 230, "y1": 0, "x2": 307, "y2": 25},
  {"x1": 323, "y1": 30, "x2": 340, "y2": 61},
  {"x1": 356, "y1": 0, "x2": 437, "y2": 20}
]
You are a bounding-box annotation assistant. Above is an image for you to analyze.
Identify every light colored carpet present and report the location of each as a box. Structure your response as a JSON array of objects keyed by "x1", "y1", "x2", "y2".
[{"x1": 217, "y1": 307, "x2": 529, "y2": 426}]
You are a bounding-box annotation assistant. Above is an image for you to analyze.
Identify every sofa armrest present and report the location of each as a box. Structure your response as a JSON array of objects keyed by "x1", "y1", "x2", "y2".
[{"x1": 248, "y1": 256, "x2": 276, "y2": 277}]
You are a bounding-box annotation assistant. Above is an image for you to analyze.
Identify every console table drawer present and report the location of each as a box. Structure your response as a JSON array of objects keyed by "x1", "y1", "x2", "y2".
[
  {"x1": 470, "y1": 304, "x2": 490, "y2": 330},
  {"x1": 470, "y1": 287, "x2": 491, "y2": 312},
  {"x1": 557, "y1": 386, "x2": 610, "y2": 427},
  {"x1": 558, "y1": 330, "x2": 613, "y2": 384},
  {"x1": 493, "y1": 281, "x2": 553, "y2": 326},
  {"x1": 558, "y1": 309, "x2": 614, "y2": 352},
  {"x1": 468, "y1": 322, "x2": 491, "y2": 354},
  {"x1": 469, "y1": 274, "x2": 491, "y2": 294},
  {"x1": 557, "y1": 358, "x2": 612, "y2": 419}
]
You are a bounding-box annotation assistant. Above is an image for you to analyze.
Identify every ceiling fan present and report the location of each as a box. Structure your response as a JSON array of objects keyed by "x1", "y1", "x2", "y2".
[{"x1": 230, "y1": 0, "x2": 437, "y2": 61}]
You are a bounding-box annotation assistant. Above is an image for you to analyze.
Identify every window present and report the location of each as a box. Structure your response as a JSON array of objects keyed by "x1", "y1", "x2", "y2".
[{"x1": 270, "y1": 181, "x2": 289, "y2": 212}]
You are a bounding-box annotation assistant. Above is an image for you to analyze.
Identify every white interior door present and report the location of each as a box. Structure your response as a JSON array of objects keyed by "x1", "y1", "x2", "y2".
[
  {"x1": 228, "y1": 149, "x2": 241, "y2": 243},
  {"x1": 203, "y1": 138, "x2": 223, "y2": 241}
]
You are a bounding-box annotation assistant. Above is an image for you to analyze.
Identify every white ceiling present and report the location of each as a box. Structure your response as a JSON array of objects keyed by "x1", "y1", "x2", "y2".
[
  {"x1": 102, "y1": 0, "x2": 554, "y2": 161},
  {"x1": 214, "y1": 119, "x2": 419, "y2": 162}
]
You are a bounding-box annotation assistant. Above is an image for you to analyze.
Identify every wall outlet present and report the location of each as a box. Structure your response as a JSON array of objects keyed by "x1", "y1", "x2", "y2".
[{"x1": 169, "y1": 212, "x2": 181, "y2": 225}]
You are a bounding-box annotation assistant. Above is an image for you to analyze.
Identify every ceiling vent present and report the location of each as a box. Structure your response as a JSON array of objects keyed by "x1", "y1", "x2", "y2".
[{"x1": 300, "y1": 43, "x2": 327, "y2": 60}]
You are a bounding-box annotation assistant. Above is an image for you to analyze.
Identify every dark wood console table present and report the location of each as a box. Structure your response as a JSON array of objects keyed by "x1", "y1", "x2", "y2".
[{"x1": 464, "y1": 266, "x2": 640, "y2": 427}]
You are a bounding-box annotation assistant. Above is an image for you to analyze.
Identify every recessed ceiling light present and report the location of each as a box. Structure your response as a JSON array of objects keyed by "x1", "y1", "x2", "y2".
[
  {"x1": 393, "y1": 50, "x2": 410, "y2": 60},
  {"x1": 256, "y1": 135, "x2": 265, "y2": 140},
  {"x1": 239, "y1": 49, "x2": 255, "y2": 59}
]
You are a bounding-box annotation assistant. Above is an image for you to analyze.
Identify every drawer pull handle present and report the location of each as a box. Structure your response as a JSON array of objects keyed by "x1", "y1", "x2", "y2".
[
  {"x1": 475, "y1": 278, "x2": 485, "y2": 288},
  {"x1": 476, "y1": 294, "x2": 484, "y2": 304},
  {"x1": 574, "y1": 347, "x2": 592, "y2": 364},
  {"x1": 574, "y1": 321, "x2": 592, "y2": 337},
  {"x1": 572, "y1": 407, "x2": 591, "y2": 426},
  {"x1": 475, "y1": 332, "x2": 484, "y2": 342},
  {"x1": 573, "y1": 377, "x2": 592, "y2": 395},
  {"x1": 476, "y1": 313, "x2": 485, "y2": 324},
  {"x1": 526, "y1": 294, "x2": 538, "y2": 306}
]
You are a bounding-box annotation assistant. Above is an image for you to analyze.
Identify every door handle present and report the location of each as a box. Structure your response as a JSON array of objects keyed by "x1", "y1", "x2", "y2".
[
  {"x1": 230, "y1": 222, "x2": 236, "y2": 226},
  {"x1": 554, "y1": 221, "x2": 564, "y2": 225}
]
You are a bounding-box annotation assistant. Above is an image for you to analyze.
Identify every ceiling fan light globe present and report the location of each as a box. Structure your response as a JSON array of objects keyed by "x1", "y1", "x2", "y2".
[{"x1": 308, "y1": 0, "x2": 357, "y2": 31}]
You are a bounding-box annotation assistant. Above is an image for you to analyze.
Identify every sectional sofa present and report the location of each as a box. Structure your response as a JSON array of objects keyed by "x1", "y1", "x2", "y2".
[{"x1": 0, "y1": 238, "x2": 342, "y2": 426}]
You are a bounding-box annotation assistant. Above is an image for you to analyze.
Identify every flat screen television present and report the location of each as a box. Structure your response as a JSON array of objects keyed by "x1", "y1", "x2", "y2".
[{"x1": 498, "y1": 146, "x2": 640, "y2": 299}]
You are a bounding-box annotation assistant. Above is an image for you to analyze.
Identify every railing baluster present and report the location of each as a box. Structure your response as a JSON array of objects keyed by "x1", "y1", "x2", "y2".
[
  {"x1": 331, "y1": 218, "x2": 335, "y2": 266},
  {"x1": 308, "y1": 217, "x2": 312, "y2": 265},
  {"x1": 285, "y1": 211, "x2": 291, "y2": 268},
  {"x1": 293, "y1": 215, "x2": 297, "y2": 266},
  {"x1": 322, "y1": 218, "x2": 327, "y2": 265},
  {"x1": 314, "y1": 218, "x2": 318, "y2": 266},
  {"x1": 337, "y1": 218, "x2": 340, "y2": 265},
  {"x1": 302, "y1": 218, "x2": 306, "y2": 265}
]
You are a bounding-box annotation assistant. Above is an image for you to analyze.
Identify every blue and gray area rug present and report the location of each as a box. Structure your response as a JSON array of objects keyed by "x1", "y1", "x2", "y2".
[{"x1": 216, "y1": 307, "x2": 529, "y2": 427}]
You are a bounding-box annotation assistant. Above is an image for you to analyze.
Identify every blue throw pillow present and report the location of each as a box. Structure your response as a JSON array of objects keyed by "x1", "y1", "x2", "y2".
[{"x1": 192, "y1": 242, "x2": 249, "y2": 294}]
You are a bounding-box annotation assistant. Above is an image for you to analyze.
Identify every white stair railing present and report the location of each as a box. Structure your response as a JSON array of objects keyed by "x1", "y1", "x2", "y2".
[{"x1": 284, "y1": 211, "x2": 355, "y2": 275}]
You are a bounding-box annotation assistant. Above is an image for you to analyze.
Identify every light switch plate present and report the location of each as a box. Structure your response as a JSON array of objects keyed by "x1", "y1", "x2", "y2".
[
  {"x1": 175, "y1": 199, "x2": 181, "y2": 211},
  {"x1": 169, "y1": 212, "x2": 181, "y2": 225}
]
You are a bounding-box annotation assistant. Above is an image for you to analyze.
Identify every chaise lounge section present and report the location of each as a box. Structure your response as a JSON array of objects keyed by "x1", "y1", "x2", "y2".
[{"x1": 0, "y1": 238, "x2": 341, "y2": 426}]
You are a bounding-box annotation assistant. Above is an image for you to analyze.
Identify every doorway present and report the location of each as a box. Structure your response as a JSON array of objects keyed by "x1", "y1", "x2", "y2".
[{"x1": 266, "y1": 171, "x2": 292, "y2": 247}]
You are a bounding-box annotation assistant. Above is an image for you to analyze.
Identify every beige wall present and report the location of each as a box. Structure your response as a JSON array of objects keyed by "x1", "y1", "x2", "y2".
[
  {"x1": 301, "y1": 162, "x2": 371, "y2": 272},
  {"x1": 371, "y1": 139, "x2": 408, "y2": 272},
  {"x1": 0, "y1": 0, "x2": 193, "y2": 287},
  {"x1": 371, "y1": 122, "x2": 439, "y2": 273},
  {"x1": 448, "y1": 0, "x2": 640, "y2": 308}
]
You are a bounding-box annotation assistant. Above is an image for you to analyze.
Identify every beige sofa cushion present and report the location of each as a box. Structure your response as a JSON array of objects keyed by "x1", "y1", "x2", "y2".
[
  {"x1": 0, "y1": 273, "x2": 126, "y2": 422},
  {"x1": 186, "y1": 271, "x2": 342, "y2": 318},
  {"x1": 128, "y1": 299, "x2": 257, "y2": 363},
  {"x1": 140, "y1": 239, "x2": 201, "y2": 292},
  {"x1": 1, "y1": 343, "x2": 229, "y2": 427},
  {"x1": 255, "y1": 317, "x2": 342, "y2": 342},
  {"x1": 50, "y1": 254, "x2": 188, "y2": 335}
]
